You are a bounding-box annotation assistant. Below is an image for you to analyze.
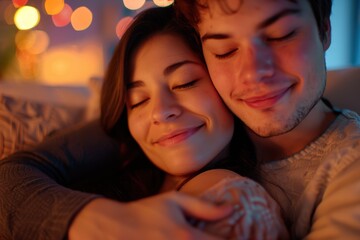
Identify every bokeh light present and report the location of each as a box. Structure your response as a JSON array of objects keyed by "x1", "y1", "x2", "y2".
[
  {"x1": 44, "y1": 0, "x2": 65, "y2": 15},
  {"x1": 123, "y1": 0, "x2": 145, "y2": 10},
  {"x1": 15, "y1": 30, "x2": 50, "y2": 55},
  {"x1": 71, "y1": 6, "x2": 93, "y2": 31},
  {"x1": 52, "y1": 3, "x2": 73, "y2": 27},
  {"x1": 153, "y1": 0, "x2": 174, "y2": 7},
  {"x1": 4, "y1": 4, "x2": 17, "y2": 25},
  {"x1": 40, "y1": 42, "x2": 104, "y2": 85},
  {"x1": 116, "y1": 16, "x2": 133, "y2": 39},
  {"x1": 14, "y1": 6, "x2": 40, "y2": 30},
  {"x1": 12, "y1": 0, "x2": 28, "y2": 8}
]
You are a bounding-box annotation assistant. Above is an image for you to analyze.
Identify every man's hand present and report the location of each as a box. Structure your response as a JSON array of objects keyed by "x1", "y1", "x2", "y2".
[{"x1": 69, "y1": 191, "x2": 233, "y2": 240}]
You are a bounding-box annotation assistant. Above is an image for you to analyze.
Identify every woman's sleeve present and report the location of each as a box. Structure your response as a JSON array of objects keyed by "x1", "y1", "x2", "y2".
[
  {"x1": 192, "y1": 176, "x2": 289, "y2": 240},
  {"x1": 0, "y1": 120, "x2": 121, "y2": 240}
]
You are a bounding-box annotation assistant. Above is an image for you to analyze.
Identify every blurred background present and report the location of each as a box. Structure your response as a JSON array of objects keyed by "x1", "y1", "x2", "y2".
[{"x1": 0, "y1": 0, "x2": 359, "y2": 86}]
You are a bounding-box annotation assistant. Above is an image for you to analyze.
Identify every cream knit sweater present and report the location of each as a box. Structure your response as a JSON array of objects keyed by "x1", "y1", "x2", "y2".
[{"x1": 261, "y1": 110, "x2": 360, "y2": 239}]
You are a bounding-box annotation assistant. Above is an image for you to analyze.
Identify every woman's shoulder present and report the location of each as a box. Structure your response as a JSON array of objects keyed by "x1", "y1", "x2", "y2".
[{"x1": 179, "y1": 169, "x2": 246, "y2": 196}]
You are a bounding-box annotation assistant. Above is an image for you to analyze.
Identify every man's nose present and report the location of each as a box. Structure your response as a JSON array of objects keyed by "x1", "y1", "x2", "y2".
[{"x1": 239, "y1": 39, "x2": 275, "y2": 84}]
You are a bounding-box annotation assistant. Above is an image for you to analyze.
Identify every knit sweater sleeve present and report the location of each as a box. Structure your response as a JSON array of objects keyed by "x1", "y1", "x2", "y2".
[
  {"x1": 305, "y1": 153, "x2": 360, "y2": 240},
  {"x1": 0, "y1": 120, "x2": 121, "y2": 240}
]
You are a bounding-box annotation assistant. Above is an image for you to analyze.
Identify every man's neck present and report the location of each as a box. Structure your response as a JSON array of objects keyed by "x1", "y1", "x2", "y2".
[{"x1": 248, "y1": 101, "x2": 337, "y2": 163}]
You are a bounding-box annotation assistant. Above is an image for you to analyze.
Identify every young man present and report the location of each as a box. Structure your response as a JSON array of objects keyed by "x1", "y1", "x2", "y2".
[{"x1": 174, "y1": 0, "x2": 360, "y2": 238}]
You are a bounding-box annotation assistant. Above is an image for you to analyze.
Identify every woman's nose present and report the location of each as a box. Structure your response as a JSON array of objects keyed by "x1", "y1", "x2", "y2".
[{"x1": 151, "y1": 93, "x2": 182, "y2": 124}]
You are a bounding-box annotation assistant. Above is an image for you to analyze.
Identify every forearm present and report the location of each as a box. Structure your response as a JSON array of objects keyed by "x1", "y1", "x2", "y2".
[
  {"x1": 0, "y1": 120, "x2": 121, "y2": 239},
  {"x1": 0, "y1": 158, "x2": 99, "y2": 239}
]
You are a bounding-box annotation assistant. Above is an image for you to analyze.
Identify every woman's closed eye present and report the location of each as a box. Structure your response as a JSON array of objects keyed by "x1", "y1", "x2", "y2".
[
  {"x1": 173, "y1": 79, "x2": 199, "y2": 90},
  {"x1": 130, "y1": 98, "x2": 149, "y2": 109}
]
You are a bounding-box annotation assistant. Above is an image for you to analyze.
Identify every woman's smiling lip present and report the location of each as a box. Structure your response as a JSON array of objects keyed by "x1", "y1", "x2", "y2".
[
  {"x1": 153, "y1": 125, "x2": 204, "y2": 147},
  {"x1": 242, "y1": 86, "x2": 292, "y2": 109}
]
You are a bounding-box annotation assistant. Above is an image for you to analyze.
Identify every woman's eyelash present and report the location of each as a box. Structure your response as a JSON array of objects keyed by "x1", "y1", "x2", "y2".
[
  {"x1": 267, "y1": 30, "x2": 296, "y2": 42},
  {"x1": 215, "y1": 49, "x2": 237, "y2": 59},
  {"x1": 173, "y1": 79, "x2": 199, "y2": 90},
  {"x1": 130, "y1": 99, "x2": 148, "y2": 109}
]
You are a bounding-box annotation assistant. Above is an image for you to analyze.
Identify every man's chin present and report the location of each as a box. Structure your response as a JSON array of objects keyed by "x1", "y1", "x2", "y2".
[{"x1": 246, "y1": 123, "x2": 298, "y2": 138}]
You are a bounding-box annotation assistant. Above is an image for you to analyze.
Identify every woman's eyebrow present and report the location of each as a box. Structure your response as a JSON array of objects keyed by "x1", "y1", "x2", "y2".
[
  {"x1": 127, "y1": 80, "x2": 144, "y2": 90},
  {"x1": 163, "y1": 60, "x2": 199, "y2": 76}
]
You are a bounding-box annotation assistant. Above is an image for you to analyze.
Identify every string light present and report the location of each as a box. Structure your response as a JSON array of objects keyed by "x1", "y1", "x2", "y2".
[
  {"x1": 44, "y1": 0, "x2": 65, "y2": 15},
  {"x1": 153, "y1": 0, "x2": 174, "y2": 7},
  {"x1": 12, "y1": 0, "x2": 28, "y2": 8},
  {"x1": 123, "y1": 0, "x2": 145, "y2": 10},
  {"x1": 71, "y1": 6, "x2": 93, "y2": 31},
  {"x1": 52, "y1": 3, "x2": 73, "y2": 27},
  {"x1": 116, "y1": 16, "x2": 134, "y2": 39},
  {"x1": 14, "y1": 6, "x2": 40, "y2": 30}
]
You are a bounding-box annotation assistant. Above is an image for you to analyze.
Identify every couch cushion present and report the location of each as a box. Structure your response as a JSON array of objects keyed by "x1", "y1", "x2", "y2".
[{"x1": 0, "y1": 94, "x2": 85, "y2": 160}]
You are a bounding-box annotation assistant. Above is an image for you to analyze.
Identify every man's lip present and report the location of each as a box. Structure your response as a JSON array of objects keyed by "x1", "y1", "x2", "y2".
[
  {"x1": 242, "y1": 87, "x2": 292, "y2": 109},
  {"x1": 153, "y1": 125, "x2": 204, "y2": 146}
]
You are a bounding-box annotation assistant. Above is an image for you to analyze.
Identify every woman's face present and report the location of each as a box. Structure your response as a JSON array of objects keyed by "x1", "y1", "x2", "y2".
[{"x1": 126, "y1": 33, "x2": 234, "y2": 178}]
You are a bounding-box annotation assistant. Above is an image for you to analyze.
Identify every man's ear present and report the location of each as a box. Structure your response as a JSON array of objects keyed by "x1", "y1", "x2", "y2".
[{"x1": 323, "y1": 18, "x2": 331, "y2": 51}]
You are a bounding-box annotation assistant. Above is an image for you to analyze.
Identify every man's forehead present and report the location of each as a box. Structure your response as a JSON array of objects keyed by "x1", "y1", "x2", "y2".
[
  {"x1": 199, "y1": 0, "x2": 298, "y2": 12},
  {"x1": 197, "y1": 0, "x2": 299, "y2": 21}
]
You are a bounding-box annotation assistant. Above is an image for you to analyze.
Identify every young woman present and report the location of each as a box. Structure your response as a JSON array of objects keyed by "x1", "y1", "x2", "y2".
[{"x1": 0, "y1": 6, "x2": 288, "y2": 240}]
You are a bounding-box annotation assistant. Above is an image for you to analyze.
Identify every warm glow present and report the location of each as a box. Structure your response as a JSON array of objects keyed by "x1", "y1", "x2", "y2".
[
  {"x1": 116, "y1": 16, "x2": 134, "y2": 39},
  {"x1": 44, "y1": 0, "x2": 65, "y2": 15},
  {"x1": 39, "y1": 41, "x2": 104, "y2": 85},
  {"x1": 153, "y1": 0, "x2": 174, "y2": 7},
  {"x1": 4, "y1": 4, "x2": 16, "y2": 25},
  {"x1": 52, "y1": 3, "x2": 72, "y2": 27},
  {"x1": 15, "y1": 30, "x2": 50, "y2": 55},
  {"x1": 14, "y1": 6, "x2": 40, "y2": 30},
  {"x1": 12, "y1": 0, "x2": 28, "y2": 8},
  {"x1": 71, "y1": 6, "x2": 93, "y2": 31},
  {"x1": 123, "y1": 0, "x2": 145, "y2": 10}
]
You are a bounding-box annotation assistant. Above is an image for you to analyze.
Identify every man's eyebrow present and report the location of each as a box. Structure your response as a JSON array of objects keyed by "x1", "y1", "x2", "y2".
[
  {"x1": 257, "y1": 8, "x2": 300, "y2": 29},
  {"x1": 127, "y1": 60, "x2": 199, "y2": 89},
  {"x1": 201, "y1": 33, "x2": 229, "y2": 43},
  {"x1": 201, "y1": 8, "x2": 300, "y2": 42}
]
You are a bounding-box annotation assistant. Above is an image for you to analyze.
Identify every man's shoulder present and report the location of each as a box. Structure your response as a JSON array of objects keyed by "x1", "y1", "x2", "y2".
[
  {"x1": 333, "y1": 109, "x2": 360, "y2": 138},
  {"x1": 322, "y1": 110, "x2": 360, "y2": 174}
]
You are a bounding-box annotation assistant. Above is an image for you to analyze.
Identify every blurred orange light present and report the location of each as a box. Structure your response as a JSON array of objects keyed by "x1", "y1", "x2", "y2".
[
  {"x1": 52, "y1": 3, "x2": 72, "y2": 27},
  {"x1": 14, "y1": 6, "x2": 40, "y2": 30},
  {"x1": 153, "y1": 0, "x2": 174, "y2": 7},
  {"x1": 15, "y1": 30, "x2": 50, "y2": 55},
  {"x1": 44, "y1": 0, "x2": 64, "y2": 15},
  {"x1": 4, "y1": 4, "x2": 17, "y2": 25},
  {"x1": 123, "y1": 0, "x2": 145, "y2": 10},
  {"x1": 12, "y1": 0, "x2": 28, "y2": 8},
  {"x1": 116, "y1": 16, "x2": 134, "y2": 39},
  {"x1": 40, "y1": 42, "x2": 104, "y2": 85},
  {"x1": 71, "y1": 6, "x2": 93, "y2": 31}
]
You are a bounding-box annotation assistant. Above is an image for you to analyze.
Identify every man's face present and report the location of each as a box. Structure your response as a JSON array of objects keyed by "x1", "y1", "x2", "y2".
[{"x1": 197, "y1": 0, "x2": 330, "y2": 137}]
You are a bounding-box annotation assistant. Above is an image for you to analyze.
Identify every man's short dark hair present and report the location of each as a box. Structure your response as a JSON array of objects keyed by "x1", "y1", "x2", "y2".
[{"x1": 174, "y1": 0, "x2": 332, "y2": 42}]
